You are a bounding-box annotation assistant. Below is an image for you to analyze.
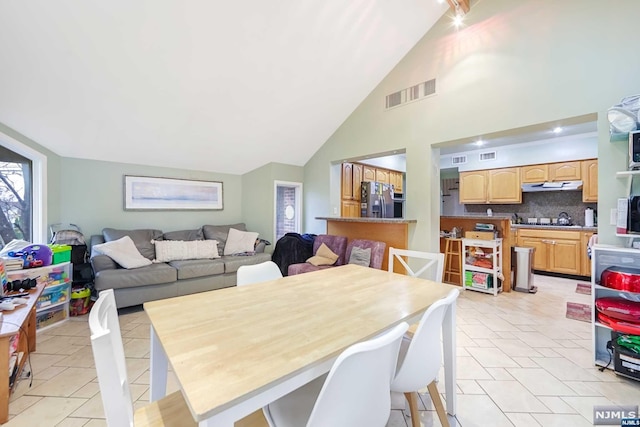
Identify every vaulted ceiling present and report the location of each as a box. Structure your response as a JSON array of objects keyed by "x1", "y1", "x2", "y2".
[{"x1": 0, "y1": 1, "x2": 451, "y2": 174}]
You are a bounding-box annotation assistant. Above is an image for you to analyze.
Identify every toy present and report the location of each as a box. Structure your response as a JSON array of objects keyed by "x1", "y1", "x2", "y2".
[{"x1": 7, "y1": 244, "x2": 53, "y2": 269}]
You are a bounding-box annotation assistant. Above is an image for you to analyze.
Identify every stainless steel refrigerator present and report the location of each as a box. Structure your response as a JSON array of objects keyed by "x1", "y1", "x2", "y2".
[{"x1": 360, "y1": 181, "x2": 394, "y2": 218}]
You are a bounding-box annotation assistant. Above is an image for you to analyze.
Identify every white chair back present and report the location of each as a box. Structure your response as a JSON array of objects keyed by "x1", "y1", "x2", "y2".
[
  {"x1": 264, "y1": 322, "x2": 408, "y2": 427},
  {"x1": 388, "y1": 247, "x2": 445, "y2": 282},
  {"x1": 89, "y1": 289, "x2": 135, "y2": 427},
  {"x1": 392, "y1": 289, "x2": 459, "y2": 392},
  {"x1": 237, "y1": 261, "x2": 283, "y2": 286}
]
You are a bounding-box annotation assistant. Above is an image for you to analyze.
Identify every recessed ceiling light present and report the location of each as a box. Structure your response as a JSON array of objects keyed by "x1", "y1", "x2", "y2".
[
  {"x1": 453, "y1": 14, "x2": 464, "y2": 27},
  {"x1": 552, "y1": 127, "x2": 563, "y2": 134},
  {"x1": 475, "y1": 140, "x2": 484, "y2": 146}
]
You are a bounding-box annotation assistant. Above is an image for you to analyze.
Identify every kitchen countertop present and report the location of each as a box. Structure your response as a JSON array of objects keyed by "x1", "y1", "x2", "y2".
[
  {"x1": 316, "y1": 216, "x2": 417, "y2": 224},
  {"x1": 511, "y1": 224, "x2": 598, "y2": 232},
  {"x1": 441, "y1": 215, "x2": 512, "y2": 220}
]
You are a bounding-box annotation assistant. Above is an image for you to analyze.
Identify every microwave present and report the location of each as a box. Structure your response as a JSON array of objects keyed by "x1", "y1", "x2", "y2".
[{"x1": 630, "y1": 131, "x2": 640, "y2": 170}]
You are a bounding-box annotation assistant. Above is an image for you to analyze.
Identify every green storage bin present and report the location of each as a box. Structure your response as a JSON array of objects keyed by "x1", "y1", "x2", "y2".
[{"x1": 48, "y1": 244, "x2": 71, "y2": 264}]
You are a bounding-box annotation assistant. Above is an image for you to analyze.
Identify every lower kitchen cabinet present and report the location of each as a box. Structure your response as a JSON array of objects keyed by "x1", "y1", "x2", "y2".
[
  {"x1": 516, "y1": 228, "x2": 583, "y2": 276},
  {"x1": 341, "y1": 200, "x2": 360, "y2": 218}
]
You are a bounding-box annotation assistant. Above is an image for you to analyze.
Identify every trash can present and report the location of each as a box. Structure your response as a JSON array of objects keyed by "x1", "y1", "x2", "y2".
[{"x1": 512, "y1": 247, "x2": 537, "y2": 294}]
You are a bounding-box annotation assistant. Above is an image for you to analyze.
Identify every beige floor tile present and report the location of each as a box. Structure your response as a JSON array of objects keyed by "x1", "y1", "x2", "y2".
[
  {"x1": 456, "y1": 356, "x2": 493, "y2": 380},
  {"x1": 490, "y1": 338, "x2": 544, "y2": 358},
  {"x1": 7, "y1": 395, "x2": 42, "y2": 415},
  {"x1": 32, "y1": 365, "x2": 68, "y2": 381},
  {"x1": 467, "y1": 346, "x2": 520, "y2": 368},
  {"x1": 69, "y1": 394, "x2": 104, "y2": 419},
  {"x1": 459, "y1": 323, "x2": 500, "y2": 340},
  {"x1": 387, "y1": 409, "x2": 409, "y2": 427},
  {"x1": 456, "y1": 379, "x2": 485, "y2": 394},
  {"x1": 531, "y1": 413, "x2": 592, "y2": 427},
  {"x1": 506, "y1": 368, "x2": 575, "y2": 396},
  {"x1": 122, "y1": 323, "x2": 151, "y2": 339},
  {"x1": 53, "y1": 347, "x2": 96, "y2": 369},
  {"x1": 563, "y1": 381, "x2": 604, "y2": 397},
  {"x1": 530, "y1": 357, "x2": 602, "y2": 382},
  {"x1": 515, "y1": 331, "x2": 560, "y2": 348},
  {"x1": 454, "y1": 394, "x2": 514, "y2": 427},
  {"x1": 537, "y1": 396, "x2": 578, "y2": 414},
  {"x1": 512, "y1": 357, "x2": 538, "y2": 368},
  {"x1": 505, "y1": 412, "x2": 542, "y2": 426},
  {"x1": 486, "y1": 368, "x2": 514, "y2": 381},
  {"x1": 560, "y1": 396, "x2": 616, "y2": 421},
  {"x1": 82, "y1": 420, "x2": 107, "y2": 427},
  {"x1": 471, "y1": 338, "x2": 495, "y2": 348},
  {"x1": 123, "y1": 338, "x2": 151, "y2": 358},
  {"x1": 27, "y1": 367, "x2": 97, "y2": 397},
  {"x1": 551, "y1": 346, "x2": 595, "y2": 369},
  {"x1": 583, "y1": 377, "x2": 640, "y2": 405},
  {"x1": 70, "y1": 382, "x2": 100, "y2": 399},
  {"x1": 4, "y1": 397, "x2": 86, "y2": 427},
  {"x1": 477, "y1": 380, "x2": 550, "y2": 413},
  {"x1": 55, "y1": 417, "x2": 90, "y2": 427}
]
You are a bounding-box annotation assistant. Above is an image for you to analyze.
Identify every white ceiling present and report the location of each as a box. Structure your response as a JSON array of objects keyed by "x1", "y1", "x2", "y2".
[{"x1": 0, "y1": 1, "x2": 450, "y2": 175}]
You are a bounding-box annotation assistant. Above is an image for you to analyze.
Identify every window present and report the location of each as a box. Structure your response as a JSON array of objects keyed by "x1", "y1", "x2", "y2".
[
  {"x1": 274, "y1": 181, "x2": 302, "y2": 242},
  {"x1": 0, "y1": 131, "x2": 46, "y2": 245}
]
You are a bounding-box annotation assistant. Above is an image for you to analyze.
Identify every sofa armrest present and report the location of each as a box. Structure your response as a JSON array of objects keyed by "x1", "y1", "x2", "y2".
[
  {"x1": 90, "y1": 234, "x2": 105, "y2": 256},
  {"x1": 90, "y1": 254, "x2": 118, "y2": 273},
  {"x1": 255, "y1": 238, "x2": 270, "y2": 253}
]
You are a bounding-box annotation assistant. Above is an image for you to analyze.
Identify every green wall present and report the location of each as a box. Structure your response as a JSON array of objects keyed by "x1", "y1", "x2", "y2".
[{"x1": 303, "y1": 0, "x2": 639, "y2": 249}]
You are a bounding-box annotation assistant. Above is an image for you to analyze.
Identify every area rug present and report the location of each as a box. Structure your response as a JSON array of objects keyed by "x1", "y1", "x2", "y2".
[
  {"x1": 566, "y1": 302, "x2": 592, "y2": 322},
  {"x1": 576, "y1": 283, "x2": 591, "y2": 295}
]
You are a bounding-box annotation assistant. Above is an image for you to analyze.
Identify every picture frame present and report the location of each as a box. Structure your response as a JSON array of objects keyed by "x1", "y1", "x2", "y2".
[{"x1": 124, "y1": 175, "x2": 223, "y2": 211}]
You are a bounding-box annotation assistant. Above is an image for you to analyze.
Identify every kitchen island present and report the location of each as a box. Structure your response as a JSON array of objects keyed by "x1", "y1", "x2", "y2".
[
  {"x1": 441, "y1": 215, "x2": 513, "y2": 292},
  {"x1": 315, "y1": 217, "x2": 416, "y2": 273}
]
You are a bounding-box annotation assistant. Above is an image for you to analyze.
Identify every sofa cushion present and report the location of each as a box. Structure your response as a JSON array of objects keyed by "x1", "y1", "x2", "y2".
[
  {"x1": 202, "y1": 223, "x2": 246, "y2": 253},
  {"x1": 223, "y1": 252, "x2": 272, "y2": 274},
  {"x1": 162, "y1": 228, "x2": 204, "y2": 241},
  {"x1": 94, "y1": 263, "x2": 177, "y2": 291},
  {"x1": 288, "y1": 263, "x2": 333, "y2": 275},
  {"x1": 223, "y1": 228, "x2": 259, "y2": 255},
  {"x1": 154, "y1": 240, "x2": 220, "y2": 262},
  {"x1": 169, "y1": 259, "x2": 225, "y2": 280},
  {"x1": 92, "y1": 236, "x2": 153, "y2": 269},
  {"x1": 103, "y1": 228, "x2": 163, "y2": 260}
]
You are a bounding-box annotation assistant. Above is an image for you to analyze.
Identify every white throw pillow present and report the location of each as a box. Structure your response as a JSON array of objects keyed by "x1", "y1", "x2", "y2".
[
  {"x1": 223, "y1": 228, "x2": 259, "y2": 255},
  {"x1": 153, "y1": 240, "x2": 220, "y2": 262},
  {"x1": 92, "y1": 236, "x2": 152, "y2": 269}
]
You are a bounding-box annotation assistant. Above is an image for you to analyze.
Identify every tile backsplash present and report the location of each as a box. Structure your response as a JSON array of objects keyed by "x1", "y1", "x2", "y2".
[{"x1": 464, "y1": 191, "x2": 597, "y2": 226}]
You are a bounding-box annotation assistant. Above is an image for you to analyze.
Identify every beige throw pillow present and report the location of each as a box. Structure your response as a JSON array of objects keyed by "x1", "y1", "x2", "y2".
[
  {"x1": 92, "y1": 236, "x2": 152, "y2": 269},
  {"x1": 307, "y1": 243, "x2": 339, "y2": 266},
  {"x1": 223, "y1": 228, "x2": 259, "y2": 255}
]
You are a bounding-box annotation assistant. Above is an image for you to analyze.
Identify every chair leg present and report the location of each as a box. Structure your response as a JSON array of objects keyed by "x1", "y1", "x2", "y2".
[
  {"x1": 404, "y1": 392, "x2": 421, "y2": 427},
  {"x1": 427, "y1": 381, "x2": 450, "y2": 427}
]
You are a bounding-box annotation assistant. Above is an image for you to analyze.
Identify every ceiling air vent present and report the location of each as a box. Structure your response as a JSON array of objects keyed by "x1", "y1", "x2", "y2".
[
  {"x1": 479, "y1": 151, "x2": 497, "y2": 161},
  {"x1": 451, "y1": 155, "x2": 467, "y2": 165},
  {"x1": 385, "y1": 78, "x2": 437, "y2": 110}
]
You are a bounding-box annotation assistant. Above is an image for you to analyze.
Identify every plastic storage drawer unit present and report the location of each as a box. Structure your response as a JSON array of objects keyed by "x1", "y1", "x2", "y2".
[
  {"x1": 37, "y1": 283, "x2": 70, "y2": 309},
  {"x1": 36, "y1": 304, "x2": 68, "y2": 330}
]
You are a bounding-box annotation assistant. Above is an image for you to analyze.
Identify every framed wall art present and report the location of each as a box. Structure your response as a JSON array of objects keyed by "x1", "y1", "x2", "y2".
[{"x1": 124, "y1": 175, "x2": 223, "y2": 210}]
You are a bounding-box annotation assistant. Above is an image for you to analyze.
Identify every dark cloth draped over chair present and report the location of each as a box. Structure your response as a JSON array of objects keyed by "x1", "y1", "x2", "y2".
[{"x1": 272, "y1": 233, "x2": 316, "y2": 276}]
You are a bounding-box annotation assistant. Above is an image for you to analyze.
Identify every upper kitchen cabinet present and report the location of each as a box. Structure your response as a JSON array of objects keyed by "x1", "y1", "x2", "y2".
[
  {"x1": 488, "y1": 168, "x2": 522, "y2": 203},
  {"x1": 389, "y1": 171, "x2": 403, "y2": 193},
  {"x1": 363, "y1": 165, "x2": 376, "y2": 182},
  {"x1": 341, "y1": 163, "x2": 354, "y2": 200},
  {"x1": 459, "y1": 171, "x2": 488, "y2": 203},
  {"x1": 459, "y1": 167, "x2": 521, "y2": 204},
  {"x1": 549, "y1": 161, "x2": 581, "y2": 181},
  {"x1": 341, "y1": 162, "x2": 363, "y2": 217},
  {"x1": 581, "y1": 159, "x2": 598, "y2": 202},
  {"x1": 375, "y1": 168, "x2": 389, "y2": 184},
  {"x1": 521, "y1": 164, "x2": 548, "y2": 183}
]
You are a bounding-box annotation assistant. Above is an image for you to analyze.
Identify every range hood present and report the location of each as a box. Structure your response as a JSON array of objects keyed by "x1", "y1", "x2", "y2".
[{"x1": 521, "y1": 180, "x2": 583, "y2": 192}]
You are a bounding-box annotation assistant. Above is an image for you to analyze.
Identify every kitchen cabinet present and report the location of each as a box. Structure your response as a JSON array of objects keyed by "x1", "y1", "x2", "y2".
[
  {"x1": 389, "y1": 170, "x2": 403, "y2": 193},
  {"x1": 581, "y1": 231, "x2": 594, "y2": 277},
  {"x1": 521, "y1": 164, "x2": 548, "y2": 183},
  {"x1": 516, "y1": 229, "x2": 582, "y2": 275},
  {"x1": 549, "y1": 161, "x2": 581, "y2": 181},
  {"x1": 341, "y1": 200, "x2": 360, "y2": 218},
  {"x1": 459, "y1": 167, "x2": 521, "y2": 204},
  {"x1": 375, "y1": 169, "x2": 389, "y2": 184},
  {"x1": 341, "y1": 163, "x2": 354, "y2": 200},
  {"x1": 363, "y1": 165, "x2": 376, "y2": 182},
  {"x1": 341, "y1": 163, "x2": 363, "y2": 217},
  {"x1": 581, "y1": 159, "x2": 598, "y2": 202}
]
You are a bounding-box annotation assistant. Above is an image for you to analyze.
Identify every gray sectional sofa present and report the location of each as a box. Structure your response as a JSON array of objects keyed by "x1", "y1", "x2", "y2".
[{"x1": 90, "y1": 223, "x2": 271, "y2": 308}]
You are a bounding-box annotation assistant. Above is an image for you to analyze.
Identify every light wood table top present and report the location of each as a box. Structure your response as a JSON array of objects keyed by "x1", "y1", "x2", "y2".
[{"x1": 145, "y1": 264, "x2": 457, "y2": 424}]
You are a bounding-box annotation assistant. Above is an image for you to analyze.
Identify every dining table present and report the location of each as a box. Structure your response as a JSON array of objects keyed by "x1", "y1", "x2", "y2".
[{"x1": 144, "y1": 263, "x2": 458, "y2": 426}]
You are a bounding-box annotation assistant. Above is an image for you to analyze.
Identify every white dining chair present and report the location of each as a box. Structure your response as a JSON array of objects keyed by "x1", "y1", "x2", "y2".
[
  {"x1": 89, "y1": 289, "x2": 196, "y2": 426},
  {"x1": 391, "y1": 289, "x2": 460, "y2": 427},
  {"x1": 237, "y1": 260, "x2": 283, "y2": 286},
  {"x1": 388, "y1": 247, "x2": 445, "y2": 282},
  {"x1": 263, "y1": 322, "x2": 409, "y2": 427}
]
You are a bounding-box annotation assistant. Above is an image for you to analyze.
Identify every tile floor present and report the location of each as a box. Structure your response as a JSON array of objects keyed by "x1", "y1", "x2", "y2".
[{"x1": 4, "y1": 274, "x2": 640, "y2": 426}]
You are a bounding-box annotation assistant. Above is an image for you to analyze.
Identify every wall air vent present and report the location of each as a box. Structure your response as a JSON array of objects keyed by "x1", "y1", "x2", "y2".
[
  {"x1": 451, "y1": 155, "x2": 467, "y2": 165},
  {"x1": 479, "y1": 151, "x2": 497, "y2": 161},
  {"x1": 385, "y1": 78, "x2": 437, "y2": 110}
]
